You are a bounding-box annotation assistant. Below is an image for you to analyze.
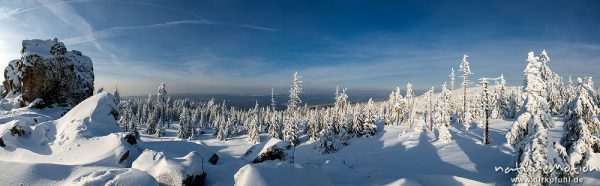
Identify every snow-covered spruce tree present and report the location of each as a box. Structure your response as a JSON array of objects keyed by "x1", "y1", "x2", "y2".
[
  {"x1": 271, "y1": 88, "x2": 276, "y2": 110},
  {"x1": 495, "y1": 74, "x2": 512, "y2": 119},
  {"x1": 157, "y1": 83, "x2": 168, "y2": 128},
  {"x1": 405, "y1": 83, "x2": 415, "y2": 127},
  {"x1": 282, "y1": 113, "x2": 299, "y2": 146},
  {"x1": 538, "y1": 50, "x2": 562, "y2": 115},
  {"x1": 216, "y1": 113, "x2": 229, "y2": 141},
  {"x1": 288, "y1": 72, "x2": 302, "y2": 110},
  {"x1": 306, "y1": 110, "x2": 321, "y2": 141},
  {"x1": 118, "y1": 104, "x2": 129, "y2": 131},
  {"x1": 425, "y1": 87, "x2": 435, "y2": 132},
  {"x1": 317, "y1": 120, "x2": 339, "y2": 154},
  {"x1": 584, "y1": 77, "x2": 598, "y2": 104},
  {"x1": 352, "y1": 104, "x2": 366, "y2": 137},
  {"x1": 448, "y1": 68, "x2": 459, "y2": 122},
  {"x1": 555, "y1": 77, "x2": 600, "y2": 178},
  {"x1": 435, "y1": 82, "x2": 453, "y2": 142},
  {"x1": 247, "y1": 113, "x2": 261, "y2": 144},
  {"x1": 113, "y1": 85, "x2": 121, "y2": 106},
  {"x1": 449, "y1": 68, "x2": 456, "y2": 91},
  {"x1": 146, "y1": 107, "x2": 157, "y2": 134},
  {"x1": 189, "y1": 108, "x2": 200, "y2": 139},
  {"x1": 362, "y1": 98, "x2": 377, "y2": 137},
  {"x1": 268, "y1": 111, "x2": 283, "y2": 139},
  {"x1": 459, "y1": 54, "x2": 473, "y2": 130},
  {"x1": 155, "y1": 116, "x2": 165, "y2": 137},
  {"x1": 177, "y1": 107, "x2": 191, "y2": 139},
  {"x1": 505, "y1": 51, "x2": 554, "y2": 181},
  {"x1": 283, "y1": 72, "x2": 302, "y2": 146},
  {"x1": 560, "y1": 76, "x2": 578, "y2": 115},
  {"x1": 389, "y1": 87, "x2": 404, "y2": 125}
]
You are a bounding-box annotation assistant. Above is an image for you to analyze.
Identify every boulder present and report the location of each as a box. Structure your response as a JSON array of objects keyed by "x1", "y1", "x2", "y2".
[
  {"x1": 208, "y1": 153, "x2": 219, "y2": 165},
  {"x1": 243, "y1": 138, "x2": 294, "y2": 164},
  {"x1": 2, "y1": 38, "x2": 94, "y2": 107},
  {"x1": 9, "y1": 121, "x2": 31, "y2": 137},
  {"x1": 119, "y1": 150, "x2": 130, "y2": 165},
  {"x1": 123, "y1": 132, "x2": 137, "y2": 145},
  {"x1": 132, "y1": 149, "x2": 206, "y2": 186}
]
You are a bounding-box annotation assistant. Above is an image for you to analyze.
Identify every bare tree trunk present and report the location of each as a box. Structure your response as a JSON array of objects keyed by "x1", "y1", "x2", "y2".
[
  {"x1": 463, "y1": 77, "x2": 467, "y2": 124},
  {"x1": 483, "y1": 81, "x2": 490, "y2": 144},
  {"x1": 429, "y1": 97, "x2": 433, "y2": 131}
]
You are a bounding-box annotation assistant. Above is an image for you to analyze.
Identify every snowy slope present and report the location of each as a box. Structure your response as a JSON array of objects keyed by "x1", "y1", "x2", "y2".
[
  {"x1": 0, "y1": 93, "x2": 136, "y2": 167},
  {"x1": 0, "y1": 93, "x2": 157, "y2": 185},
  {"x1": 294, "y1": 120, "x2": 515, "y2": 185}
]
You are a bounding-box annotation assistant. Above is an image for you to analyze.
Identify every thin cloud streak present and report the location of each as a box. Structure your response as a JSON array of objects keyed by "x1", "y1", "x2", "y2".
[{"x1": 63, "y1": 19, "x2": 277, "y2": 45}]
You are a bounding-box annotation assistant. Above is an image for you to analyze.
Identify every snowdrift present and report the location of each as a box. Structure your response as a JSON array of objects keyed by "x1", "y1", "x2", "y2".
[
  {"x1": 234, "y1": 162, "x2": 334, "y2": 186},
  {"x1": 132, "y1": 149, "x2": 206, "y2": 186},
  {"x1": 55, "y1": 92, "x2": 120, "y2": 141}
]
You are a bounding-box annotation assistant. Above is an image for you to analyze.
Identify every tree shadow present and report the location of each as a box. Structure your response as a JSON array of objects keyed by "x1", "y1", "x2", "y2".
[
  {"x1": 315, "y1": 130, "x2": 488, "y2": 185},
  {"x1": 451, "y1": 129, "x2": 513, "y2": 185}
]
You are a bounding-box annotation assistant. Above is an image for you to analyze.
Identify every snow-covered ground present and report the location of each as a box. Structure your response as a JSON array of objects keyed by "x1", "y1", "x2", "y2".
[{"x1": 1, "y1": 93, "x2": 599, "y2": 185}]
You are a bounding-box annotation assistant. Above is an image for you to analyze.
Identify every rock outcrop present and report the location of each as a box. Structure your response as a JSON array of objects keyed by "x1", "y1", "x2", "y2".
[
  {"x1": 132, "y1": 150, "x2": 206, "y2": 186},
  {"x1": 243, "y1": 138, "x2": 294, "y2": 164},
  {"x1": 2, "y1": 38, "x2": 94, "y2": 107}
]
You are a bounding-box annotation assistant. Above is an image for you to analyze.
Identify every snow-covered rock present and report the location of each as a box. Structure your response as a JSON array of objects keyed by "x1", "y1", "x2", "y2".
[
  {"x1": 243, "y1": 138, "x2": 294, "y2": 163},
  {"x1": 2, "y1": 38, "x2": 94, "y2": 107},
  {"x1": 70, "y1": 168, "x2": 158, "y2": 186},
  {"x1": 0, "y1": 93, "x2": 140, "y2": 168},
  {"x1": 0, "y1": 160, "x2": 158, "y2": 186},
  {"x1": 234, "y1": 162, "x2": 334, "y2": 186},
  {"x1": 132, "y1": 149, "x2": 206, "y2": 186}
]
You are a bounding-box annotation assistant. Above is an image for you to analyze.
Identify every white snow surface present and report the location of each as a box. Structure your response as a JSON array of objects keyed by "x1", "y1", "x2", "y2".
[
  {"x1": 234, "y1": 162, "x2": 334, "y2": 186},
  {"x1": 0, "y1": 93, "x2": 158, "y2": 185}
]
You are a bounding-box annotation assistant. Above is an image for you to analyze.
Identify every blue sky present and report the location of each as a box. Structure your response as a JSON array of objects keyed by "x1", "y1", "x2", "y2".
[{"x1": 0, "y1": 0, "x2": 599, "y2": 96}]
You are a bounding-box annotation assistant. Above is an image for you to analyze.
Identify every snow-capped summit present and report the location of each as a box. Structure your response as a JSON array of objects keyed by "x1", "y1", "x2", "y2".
[{"x1": 2, "y1": 38, "x2": 94, "y2": 108}]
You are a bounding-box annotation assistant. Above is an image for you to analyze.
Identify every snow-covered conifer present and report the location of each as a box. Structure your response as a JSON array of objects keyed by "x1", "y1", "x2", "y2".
[
  {"x1": 459, "y1": 54, "x2": 473, "y2": 128},
  {"x1": 176, "y1": 107, "x2": 190, "y2": 139},
  {"x1": 539, "y1": 50, "x2": 561, "y2": 114},
  {"x1": 271, "y1": 88, "x2": 276, "y2": 110},
  {"x1": 146, "y1": 108, "x2": 157, "y2": 134},
  {"x1": 247, "y1": 113, "x2": 261, "y2": 143},
  {"x1": 282, "y1": 113, "x2": 300, "y2": 146},
  {"x1": 157, "y1": 83, "x2": 168, "y2": 128},
  {"x1": 362, "y1": 98, "x2": 377, "y2": 137},
  {"x1": 505, "y1": 51, "x2": 553, "y2": 181},
  {"x1": 317, "y1": 121, "x2": 338, "y2": 154},
  {"x1": 425, "y1": 87, "x2": 435, "y2": 131},
  {"x1": 555, "y1": 78, "x2": 600, "y2": 178},
  {"x1": 288, "y1": 72, "x2": 302, "y2": 110},
  {"x1": 435, "y1": 83, "x2": 452, "y2": 142},
  {"x1": 268, "y1": 111, "x2": 283, "y2": 139},
  {"x1": 113, "y1": 86, "x2": 121, "y2": 106},
  {"x1": 449, "y1": 68, "x2": 456, "y2": 91}
]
